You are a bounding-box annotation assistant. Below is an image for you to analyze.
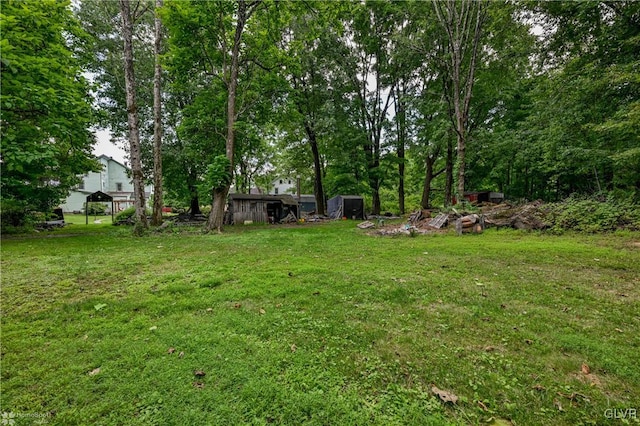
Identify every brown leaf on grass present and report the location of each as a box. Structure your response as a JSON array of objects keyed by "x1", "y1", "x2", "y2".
[
  {"x1": 167, "y1": 347, "x2": 176, "y2": 354},
  {"x1": 524, "y1": 339, "x2": 533, "y2": 345},
  {"x1": 581, "y1": 363, "x2": 590, "y2": 375},
  {"x1": 431, "y1": 386, "x2": 458, "y2": 404},
  {"x1": 532, "y1": 384, "x2": 546, "y2": 391},
  {"x1": 477, "y1": 400, "x2": 489, "y2": 411},
  {"x1": 553, "y1": 398, "x2": 564, "y2": 411},
  {"x1": 194, "y1": 370, "x2": 206, "y2": 377},
  {"x1": 233, "y1": 303, "x2": 242, "y2": 309},
  {"x1": 192, "y1": 381, "x2": 205, "y2": 389},
  {"x1": 259, "y1": 308, "x2": 266, "y2": 315},
  {"x1": 179, "y1": 351, "x2": 185, "y2": 358},
  {"x1": 88, "y1": 367, "x2": 101, "y2": 376},
  {"x1": 557, "y1": 391, "x2": 589, "y2": 401},
  {"x1": 290, "y1": 344, "x2": 297, "y2": 352}
]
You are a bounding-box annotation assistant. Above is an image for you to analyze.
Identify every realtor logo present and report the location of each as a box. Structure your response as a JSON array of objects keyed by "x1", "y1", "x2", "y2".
[
  {"x1": 1, "y1": 412, "x2": 15, "y2": 426},
  {"x1": 604, "y1": 408, "x2": 637, "y2": 420}
]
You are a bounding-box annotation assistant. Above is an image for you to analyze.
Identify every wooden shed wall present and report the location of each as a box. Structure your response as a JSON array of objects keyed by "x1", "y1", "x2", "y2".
[{"x1": 232, "y1": 200, "x2": 268, "y2": 224}]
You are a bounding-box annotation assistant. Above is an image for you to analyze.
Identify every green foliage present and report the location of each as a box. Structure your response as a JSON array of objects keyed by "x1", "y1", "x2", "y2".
[
  {"x1": 1, "y1": 0, "x2": 99, "y2": 213},
  {"x1": 0, "y1": 199, "x2": 37, "y2": 233},
  {"x1": 114, "y1": 207, "x2": 137, "y2": 223},
  {"x1": 200, "y1": 155, "x2": 232, "y2": 193},
  {"x1": 85, "y1": 202, "x2": 107, "y2": 216},
  {"x1": 546, "y1": 194, "x2": 640, "y2": 233},
  {"x1": 115, "y1": 206, "x2": 151, "y2": 223}
]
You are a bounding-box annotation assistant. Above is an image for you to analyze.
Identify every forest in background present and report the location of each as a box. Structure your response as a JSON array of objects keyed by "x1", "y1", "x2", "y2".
[{"x1": 2, "y1": 0, "x2": 639, "y2": 231}]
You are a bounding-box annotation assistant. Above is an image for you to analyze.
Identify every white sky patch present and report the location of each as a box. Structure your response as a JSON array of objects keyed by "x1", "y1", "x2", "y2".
[{"x1": 93, "y1": 129, "x2": 128, "y2": 165}]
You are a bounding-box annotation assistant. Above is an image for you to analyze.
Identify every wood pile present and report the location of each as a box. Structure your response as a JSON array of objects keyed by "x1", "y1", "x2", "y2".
[
  {"x1": 455, "y1": 214, "x2": 485, "y2": 235},
  {"x1": 481, "y1": 200, "x2": 547, "y2": 230}
]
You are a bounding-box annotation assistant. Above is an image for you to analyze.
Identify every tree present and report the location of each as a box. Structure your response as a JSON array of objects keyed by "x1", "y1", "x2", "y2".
[
  {"x1": 434, "y1": 0, "x2": 487, "y2": 202},
  {"x1": 151, "y1": 0, "x2": 164, "y2": 226},
  {"x1": 1, "y1": 0, "x2": 99, "y2": 220},
  {"x1": 277, "y1": 2, "x2": 347, "y2": 215},
  {"x1": 119, "y1": 0, "x2": 149, "y2": 233},
  {"x1": 339, "y1": 1, "x2": 400, "y2": 215}
]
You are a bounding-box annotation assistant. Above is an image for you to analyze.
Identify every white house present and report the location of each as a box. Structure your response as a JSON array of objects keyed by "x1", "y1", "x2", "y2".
[
  {"x1": 270, "y1": 177, "x2": 296, "y2": 195},
  {"x1": 61, "y1": 155, "x2": 152, "y2": 213}
]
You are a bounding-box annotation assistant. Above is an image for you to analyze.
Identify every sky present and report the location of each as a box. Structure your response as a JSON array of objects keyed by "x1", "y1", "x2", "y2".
[{"x1": 92, "y1": 129, "x2": 128, "y2": 165}]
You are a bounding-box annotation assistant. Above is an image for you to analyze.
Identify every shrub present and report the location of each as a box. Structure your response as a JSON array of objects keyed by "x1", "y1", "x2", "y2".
[
  {"x1": 0, "y1": 199, "x2": 37, "y2": 233},
  {"x1": 546, "y1": 193, "x2": 640, "y2": 233},
  {"x1": 114, "y1": 207, "x2": 151, "y2": 224},
  {"x1": 85, "y1": 202, "x2": 107, "y2": 216}
]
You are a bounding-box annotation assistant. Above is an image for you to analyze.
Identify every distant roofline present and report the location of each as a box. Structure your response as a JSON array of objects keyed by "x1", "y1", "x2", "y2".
[{"x1": 97, "y1": 154, "x2": 128, "y2": 170}]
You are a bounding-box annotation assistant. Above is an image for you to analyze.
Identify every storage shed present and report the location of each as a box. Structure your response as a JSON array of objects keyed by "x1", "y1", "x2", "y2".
[
  {"x1": 455, "y1": 191, "x2": 504, "y2": 205},
  {"x1": 228, "y1": 194, "x2": 299, "y2": 224},
  {"x1": 298, "y1": 195, "x2": 318, "y2": 214},
  {"x1": 327, "y1": 195, "x2": 366, "y2": 220}
]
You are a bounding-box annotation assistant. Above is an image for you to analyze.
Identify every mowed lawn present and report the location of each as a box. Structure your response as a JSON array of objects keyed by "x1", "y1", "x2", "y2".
[{"x1": 1, "y1": 222, "x2": 639, "y2": 425}]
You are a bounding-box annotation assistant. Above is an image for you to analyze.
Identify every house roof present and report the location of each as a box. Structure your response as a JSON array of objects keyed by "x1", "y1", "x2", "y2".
[
  {"x1": 230, "y1": 193, "x2": 299, "y2": 206},
  {"x1": 97, "y1": 154, "x2": 128, "y2": 170}
]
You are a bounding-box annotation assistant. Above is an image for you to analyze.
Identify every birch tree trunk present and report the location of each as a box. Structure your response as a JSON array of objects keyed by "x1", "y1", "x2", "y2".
[
  {"x1": 119, "y1": 0, "x2": 148, "y2": 234},
  {"x1": 151, "y1": 0, "x2": 164, "y2": 226},
  {"x1": 434, "y1": 0, "x2": 486, "y2": 202}
]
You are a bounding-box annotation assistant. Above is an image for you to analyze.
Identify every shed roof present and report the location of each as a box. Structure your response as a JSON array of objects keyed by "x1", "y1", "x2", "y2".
[
  {"x1": 86, "y1": 190, "x2": 113, "y2": 202},
  {"x1": 229, "y1": 193, "x2": 299, "y2": 206},
  {"x1": 329, "y1": 195, "x2": 363, "y2": 200}
]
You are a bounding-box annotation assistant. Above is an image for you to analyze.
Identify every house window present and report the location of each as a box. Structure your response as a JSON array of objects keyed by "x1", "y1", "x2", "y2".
[
  {"x1": 288, "y1": 180, "x2": 291, "y2": 184},
  {"x1": 279, "y1": 179, "x2": 283, "y2": 184},
  {"x1": 116, "y1": 182, "x2": 123, "y2": 191},
  {"x1": 274, "y1": 187, "x2": 279, "y2": 194}
]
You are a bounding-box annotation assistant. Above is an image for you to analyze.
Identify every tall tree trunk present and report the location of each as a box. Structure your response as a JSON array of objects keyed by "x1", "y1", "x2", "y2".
[
  {"x1": 394, "y1": 83, "x2": 406, "y2": 215},
  {"x1": 188, "y1": 172, "x2": 201, "y2": 215},
  {"x1": 304, "y1": 122, "x2": 326, "y2": 215},
  {"x1": 151, "y1": 0, "x2": 164, "y2": 226},
  {"x1": 434, "y1": 0, "x2": 486, "y2": 202},
  {"x1": 206, "y1": 0, "x2": 254, "y2": 232},
  {"x1": 421, "y1": 147, "x2": 443, "y2": 209},
  {"x1": 119, "y1": 0, "x2": 147, "y2": 234},
  {"x1": 445, "y1": 136, "x2": 454, "y2": 206}
]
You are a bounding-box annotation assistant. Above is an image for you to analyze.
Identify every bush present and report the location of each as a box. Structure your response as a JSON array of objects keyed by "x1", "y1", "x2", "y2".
[
  {"x1": 85, "y1": 202, "x2": 107, "y2": 216},
  {"x1": 546, "y1": 193, "x2": 640, "y2": 233},
  {"x1": 0, "y1": 199, "x2": 37, "y2": 233},
  {"x1": 114, "y1": 207, "x2": 151, "y2": 224}
]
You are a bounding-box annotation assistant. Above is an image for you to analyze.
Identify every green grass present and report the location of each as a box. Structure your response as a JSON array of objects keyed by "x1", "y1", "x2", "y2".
[
  {"x1": 64, "y1": 213, "x2": 114, "y2": 226},
  {"x1": 1, "y1": 222, "x2": 639, "y2": 425}
]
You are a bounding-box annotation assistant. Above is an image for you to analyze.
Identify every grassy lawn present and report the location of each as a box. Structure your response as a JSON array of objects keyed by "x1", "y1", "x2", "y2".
[
  {"x1": 63, "y1": 213, "x2": 114, "y2": 226},
  {"x1": 1, "y1": 222, "x2": 639, "y2": 425}
]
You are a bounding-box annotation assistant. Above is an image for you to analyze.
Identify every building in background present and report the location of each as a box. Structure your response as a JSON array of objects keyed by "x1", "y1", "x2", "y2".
[
  {"x1": 270, "y1": 177, "x2": 295, "y2": 195},
  {"x1": 61, "y1": 155, "x2": 152, "y2": 213}
]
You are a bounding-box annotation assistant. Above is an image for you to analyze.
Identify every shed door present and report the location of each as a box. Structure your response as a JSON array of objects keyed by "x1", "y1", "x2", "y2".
[{"x1": 344, "y1": 199, "x2": 364, "y2": 219}]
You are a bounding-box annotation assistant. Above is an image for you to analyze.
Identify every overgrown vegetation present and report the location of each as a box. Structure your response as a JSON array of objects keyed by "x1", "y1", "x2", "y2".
[
  {"x1": 545, "y1": 194, "x2": 640, "y2": 233},
  {"x1": 2, "y1": 223, "x2": 638, "y2": 425}
]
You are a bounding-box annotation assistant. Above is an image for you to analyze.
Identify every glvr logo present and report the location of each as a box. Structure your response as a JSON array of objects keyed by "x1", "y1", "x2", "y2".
[{"x1": 604, "y1": 408, "x2": 637, "y2": 419}]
